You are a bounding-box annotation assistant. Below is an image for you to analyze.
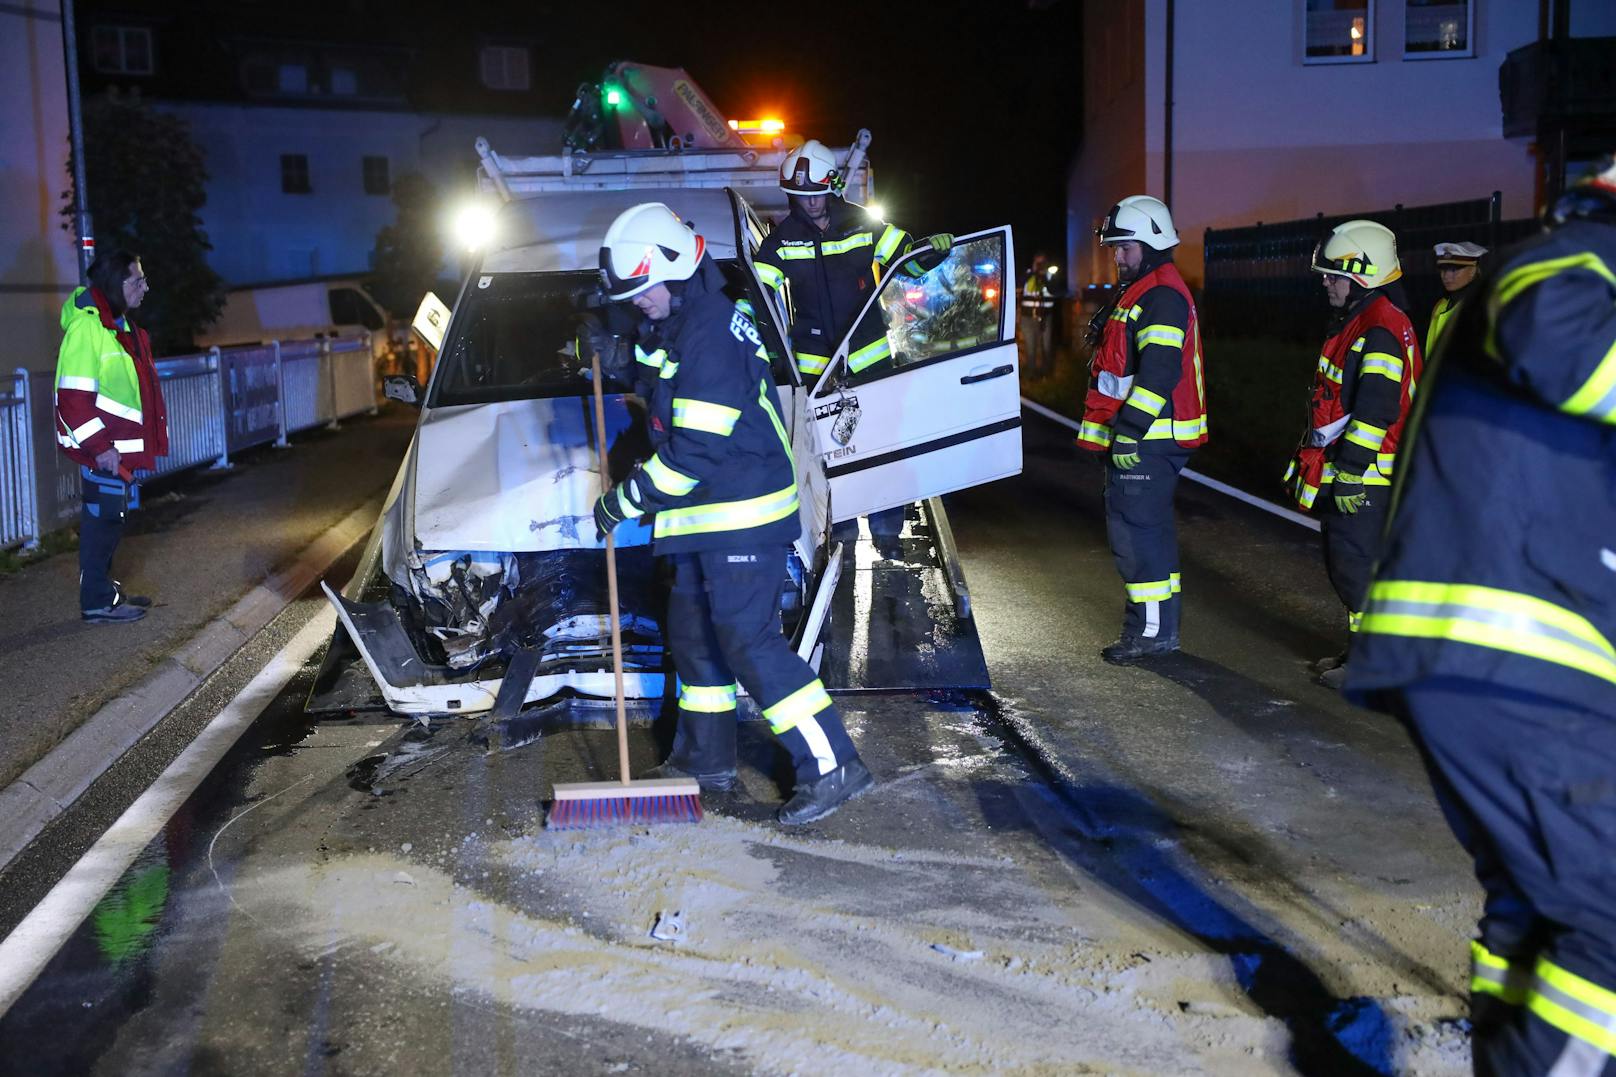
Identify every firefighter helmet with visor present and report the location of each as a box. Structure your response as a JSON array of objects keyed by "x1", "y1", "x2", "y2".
[
  {"x1": 1311, "y1": 220, "x2": 1402, "y2": 289},
  {"x1": 1097, "y1": 195, "x2": 1179, "y2": 251},
  {"x1": 598, "y1": 202, "x2": 706, "y2": 301},
  {"x1": 779, "y1": 140, "x2": 839, "y2": 196}
]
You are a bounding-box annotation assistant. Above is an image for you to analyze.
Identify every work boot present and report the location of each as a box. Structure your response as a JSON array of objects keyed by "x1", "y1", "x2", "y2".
[
  {"x1": 113, "y1": 581, "x2": 152, "y2": 608},
  {"x1": 641, "y1": 760, "x2": 737, "y2": 795},
  {"x1": 777, "y1": 758, "x2": 875, "y2": 826},
  {"x1": 1316, "y1": 664, "x2": 1348, "y2": 690},
  {"x1": 1310, "y1": 651, "x2": 1347, "y2": 675},
  {"x1": 1101, "y1": 635, "x2": 1180, "y2": 665},
  {"x1": 82, "y1": 602, "x2": 146, "y2": 624}
]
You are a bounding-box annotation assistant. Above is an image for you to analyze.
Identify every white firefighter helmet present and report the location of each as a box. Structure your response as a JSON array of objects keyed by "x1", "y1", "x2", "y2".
[
  {"x1": 1097, "y1": 195, "x2": 1179, "y2": 250},
  {"x1": 1312, "y1": 220, "x2": 1402, "y2": 288},
  {"x1": 779, "y1": 139, "x2": 838, "y2": 196},
  {"x1": 599, "y1": 202, "x2": 705, "y2": 301}
]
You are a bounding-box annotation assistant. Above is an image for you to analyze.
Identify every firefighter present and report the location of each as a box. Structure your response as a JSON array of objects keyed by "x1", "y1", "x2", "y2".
[
  {"x1": 1078, "y1": 195, "x2": 1208, "y2": 664},
  {"x1": 1020, "y1": 253, "x2": 1056, "y2": 377},
  {"x1": 753, "y1": 139, "x2": 951, "y2": 559},
  {"x1": 1345, "y1": 158, "x2": 1616, "y2": 1076},
  {"x1": 1283, "y1": 220, "x2": 1421, "y2": 689},
  {"x1": 593, "y1": 202, "x2": 875, "y2": 825},
  {"x1": 1425, "y1": 240, "x2": 1486, "y2": 356}
]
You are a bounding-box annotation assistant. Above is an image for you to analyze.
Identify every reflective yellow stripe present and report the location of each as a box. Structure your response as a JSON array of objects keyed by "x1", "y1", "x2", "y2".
[
  {"x1": 1563, "y1": 335, "x2": 1616, "y2": 423},
  {"x1": 1493, "y1": 252, "x2": 1616, "y2": 311},
  {"x1": 643, "y1": 453, "x2": 698, "y2": 496},
  {"x1": 57, "y1": 375, "x2": 97, "y2": 392},
  {"x1": 635, "y1": 346, "x2": 666, "y2": 369},
  {"x1": 1109, "y1": 307, "x2": 1131, "y2": 323},
  {"x1": 1170, "y1": 572, "x2": 1182, "y2": 594},
  {"x1": 873, "y1": 224, "x2": 906, "y2": 264},
  {"x1": 1124, "y1": 387, "x2": 1167, "y2": 418},
  {"x1": 757, "y1": 378, "x2": 792, "y2": 459},
  {"x1": 1358, "y1": 352, "x2": 1404, "y2": 382},
  {"x1": 1077, "y1": 420, "x2": 1113, "y2": 448},
  {"x1": 1134, "y1": 324, "x2": 1185, "y2": 349},
  {"x1": 1318, "y1": 355, "x2": 1345, "y2": 384},
  {"x1": 1527, "y1": 956, "x2": 1616, "y2": 1055},
  {"x1": 672, "y1": 397, "x2": 740, "y2": 435},
  {"x1": 679, "y1": 681, "x2": 738, "y2": 713},
  {"x1": 1343, "y1": 419, "x2": 1387, "y2": 452},
  {"x1": 111, "y1": 437, "x2": 143, "y2": 453},
  {"x1": 1143, "y1": 415, "x2": 1207, "y2": 441},
  {"x1": 821, "y1": 232, "x2": 873, "y2": 256},
  {"x1": 1470, "y1": 941, "x2": 1530, "y2": 1006},
  {"x1": 1128, "y1": 305, "x2": 1142, "y2": 322},
  {"x1": 847, "y1": 336, "x2": 891, "y2": 374},
  {"x1": 1125, "y1": 578, "x2": 1175, "y2": 602},
  {"x1": 796, "y1": 351, "x2": 830, "y2": 376},
  {"x1": 1361, "y1": 580, "x2": 1616, "y2": 686},
  {"x1": 762, "y1": 678, "x2": 833, "y2": 734},
  {"x1": 777, "y1": 245, "x2": 816, "y2": 261},
  {"x1": 754, "y1": 262, "x2": 785, "y2": 288},
  {"x1": 654, "y1": 483, "x2": 799, "y2": 538}
]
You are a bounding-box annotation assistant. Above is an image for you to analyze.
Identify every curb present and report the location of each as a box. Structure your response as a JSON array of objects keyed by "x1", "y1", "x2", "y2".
[{"x1": 0, "y1": 499, "x2": 378, "y2": 872}]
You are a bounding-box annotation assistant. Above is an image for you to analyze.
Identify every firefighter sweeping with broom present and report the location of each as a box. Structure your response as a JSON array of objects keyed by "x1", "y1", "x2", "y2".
[{"x1": 579, "y1": 202, "x2": 875, "y2": 827}]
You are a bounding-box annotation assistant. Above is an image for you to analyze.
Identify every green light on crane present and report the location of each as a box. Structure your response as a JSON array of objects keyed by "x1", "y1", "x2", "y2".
[{"x1": 604, "y1": 87, "x2": 623, "y2": 107}]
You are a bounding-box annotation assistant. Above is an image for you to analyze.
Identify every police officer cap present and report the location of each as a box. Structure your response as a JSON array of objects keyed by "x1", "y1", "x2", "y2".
[{"x1": 1434, "y1": 241, "x2": 1487, "y2": 265}]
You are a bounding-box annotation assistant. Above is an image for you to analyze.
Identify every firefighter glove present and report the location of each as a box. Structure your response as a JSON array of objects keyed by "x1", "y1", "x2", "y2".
[
  {"x1": 926, "y1": 233, "x2": 954, "y2": 254},
  {"x1": 593, "y1": 491, "x2": 626, "y2": 541},
  {"x1": 1111, "y1": 435, "x2": 1142, "y2": 471},
  {"x1": 1332, "y1": 470, "x2": 1369, "y2": 515}
]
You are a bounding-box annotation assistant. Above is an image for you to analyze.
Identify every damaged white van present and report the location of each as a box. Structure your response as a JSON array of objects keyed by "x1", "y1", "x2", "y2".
[{"x1": 315, "y1": 182, "x2": 1022, "y2": 720}]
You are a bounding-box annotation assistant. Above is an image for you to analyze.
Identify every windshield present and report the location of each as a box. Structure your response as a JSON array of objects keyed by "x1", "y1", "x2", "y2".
[{"x1": 431, "y1": 271, "x2": 619, "y2": 407}]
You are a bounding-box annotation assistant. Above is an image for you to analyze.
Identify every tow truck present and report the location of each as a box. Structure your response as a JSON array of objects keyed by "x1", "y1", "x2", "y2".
[{"x1": 309, "y1": 63, "x2": 1023, "y2": 727}]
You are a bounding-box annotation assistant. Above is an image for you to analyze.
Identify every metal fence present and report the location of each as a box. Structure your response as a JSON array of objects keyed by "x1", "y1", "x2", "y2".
[
  {"x1": 1, "y1": 335, "x2": 376, "y2": 552},
  {"x1": 1202, "y1": 192, "x2": 1542, "y2": 341}
]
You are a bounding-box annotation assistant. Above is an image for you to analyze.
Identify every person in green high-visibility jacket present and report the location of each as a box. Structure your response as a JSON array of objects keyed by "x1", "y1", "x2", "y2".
[{"x1": 54, "y1": 250, "x2": 169, "y2": 623}]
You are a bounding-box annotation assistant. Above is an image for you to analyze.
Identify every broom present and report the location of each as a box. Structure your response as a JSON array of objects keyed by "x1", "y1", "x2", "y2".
[{"x1": 546, "y1": 348, "x2": 702, "y2": 829}]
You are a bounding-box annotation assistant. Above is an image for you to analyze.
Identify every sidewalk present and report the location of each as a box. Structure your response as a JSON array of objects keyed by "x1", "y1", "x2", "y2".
[{"x1": 0, "y1": 407, "x2": 414, "y2": 795}]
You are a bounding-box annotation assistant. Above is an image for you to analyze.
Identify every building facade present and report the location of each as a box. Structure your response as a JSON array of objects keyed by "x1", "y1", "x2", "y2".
[
  {"x1": 1069, "y1": 0, "x2": 1616, "y2": 291},
  {"x1": 3, "y1": 1, "x2": 81, "y2": 378}
]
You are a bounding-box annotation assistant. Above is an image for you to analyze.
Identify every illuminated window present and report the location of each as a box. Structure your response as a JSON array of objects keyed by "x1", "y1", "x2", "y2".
[
  {"x1": 1406, "y1": 0, "x2": 1473, "y2": 58},
  {"x1": 1305, "y1": 0, "x2": 1375, "y2": 64},
  {"x1": 480, "y1": 46, "x2": 530, "y2": 91}
]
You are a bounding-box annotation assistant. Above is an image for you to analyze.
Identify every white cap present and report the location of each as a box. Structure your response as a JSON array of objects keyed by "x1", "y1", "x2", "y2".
[{"x1": 1434, "y1": 241, "x2": 1487, "y2": 264}]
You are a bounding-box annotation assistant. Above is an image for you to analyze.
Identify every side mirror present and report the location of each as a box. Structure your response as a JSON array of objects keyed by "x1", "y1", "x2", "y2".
[{"x1": 383, "y1": 373, "x2": 421, "y2": 407}]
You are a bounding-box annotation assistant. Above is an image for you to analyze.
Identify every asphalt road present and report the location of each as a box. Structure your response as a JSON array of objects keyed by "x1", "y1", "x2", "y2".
[{"x1": 0, "y1": 408, "x2": 1481, "y2": 1075}]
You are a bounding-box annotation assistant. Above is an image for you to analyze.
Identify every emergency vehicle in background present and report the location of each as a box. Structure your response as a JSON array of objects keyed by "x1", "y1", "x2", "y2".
[{"x1": 312, "y1": 63, "x2": 1023, "y2": 723}]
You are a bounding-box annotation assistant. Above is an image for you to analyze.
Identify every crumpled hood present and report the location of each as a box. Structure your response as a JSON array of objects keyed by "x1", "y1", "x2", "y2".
[{"x1": 410, "y1": 395, "x2": 652, "y2": 554}]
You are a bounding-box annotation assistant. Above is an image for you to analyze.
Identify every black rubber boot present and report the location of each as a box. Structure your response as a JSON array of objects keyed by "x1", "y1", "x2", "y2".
[
  {"x1": 777, "y1": 759, "x2": 875, "y2": 825},
  {"x1": 1101, "y1": 635, "x2": 1180, "y2": 665},
  {"x1": 641, "y1": 760, "x2": 737, "y2": 794}
]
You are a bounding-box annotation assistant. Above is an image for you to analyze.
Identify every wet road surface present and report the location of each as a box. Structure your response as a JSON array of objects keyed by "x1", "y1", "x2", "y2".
[{"x1": 0, "y1": 408, "x2": 1480, "y2": 1075}]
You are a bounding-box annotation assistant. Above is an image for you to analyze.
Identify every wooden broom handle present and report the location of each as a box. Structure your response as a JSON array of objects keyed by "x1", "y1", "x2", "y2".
[{"x1": 590, "y1": 351, "x2": 631, "y2": 785}]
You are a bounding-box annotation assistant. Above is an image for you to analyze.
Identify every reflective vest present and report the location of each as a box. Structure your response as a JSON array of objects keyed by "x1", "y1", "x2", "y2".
[
  {"x1": 1021, "y1": 273, "x2": 1054, "y2": 318},
  {"x1": 1075, "y1": 262, "x2": 1207, "y2": 451},
  {"x1": 53, "y1": 287, "x2": 169, "y2": 472},
  {"x1": 1283, "y1": 295, "x2": 1421, "y2": 511}
]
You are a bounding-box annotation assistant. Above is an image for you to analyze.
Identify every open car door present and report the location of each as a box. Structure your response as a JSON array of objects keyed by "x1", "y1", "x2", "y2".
[{"x1": 811, "y1": 226, "x2": 1023, "y2": 521}]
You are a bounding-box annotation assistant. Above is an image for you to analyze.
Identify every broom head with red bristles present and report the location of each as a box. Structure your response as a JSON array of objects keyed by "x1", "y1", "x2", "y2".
[{"x1": 547, "y1": 776, "x2": 703, "y2": 829}]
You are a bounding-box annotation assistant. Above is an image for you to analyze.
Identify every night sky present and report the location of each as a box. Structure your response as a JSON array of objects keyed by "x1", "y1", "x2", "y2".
[
  {"x1": 136, "y1": 0, "x2": 1086, "y2": 269},
  {"x1": 529, "y1": 0, "x2": 1086, "y2": 264}
]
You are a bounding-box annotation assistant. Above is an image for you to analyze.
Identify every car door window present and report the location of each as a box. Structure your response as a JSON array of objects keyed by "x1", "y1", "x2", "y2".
[{"x1": 845, "y1": 234, "x2": 1007, "y2": 386}]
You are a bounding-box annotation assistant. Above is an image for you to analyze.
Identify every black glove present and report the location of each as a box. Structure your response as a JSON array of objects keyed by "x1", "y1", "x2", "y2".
[{"x1": 594, "y1": 490, "x2": 626, "y2": 541}]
